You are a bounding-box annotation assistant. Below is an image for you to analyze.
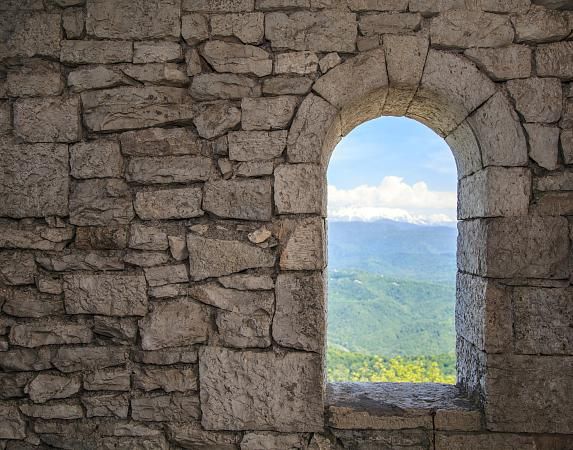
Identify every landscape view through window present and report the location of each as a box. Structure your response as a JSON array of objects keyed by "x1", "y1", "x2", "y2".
[{"x1": 327, "y1": 117, "x2": 458, "y2": 384}]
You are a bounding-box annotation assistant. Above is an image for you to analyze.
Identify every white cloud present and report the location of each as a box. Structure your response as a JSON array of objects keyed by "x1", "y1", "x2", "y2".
[{"x1": 328, "y1": 176, "x2": 457, "y2": 225}]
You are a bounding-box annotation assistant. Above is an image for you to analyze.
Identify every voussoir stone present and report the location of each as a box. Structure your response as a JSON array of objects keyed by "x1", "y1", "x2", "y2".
[
  {"x1": 200, "y1": 346, "x2": 323, "y2": 431},
  {"x1": 187, "y1": 234, "x2": 275, "y2": 280},
  {"x1": 126, "y1": 155, "x2": 214, "y2": 184},
  {"x1": 524, "y1": 124, "x2": 560, "y2": 170},
  {"x1": 228, "y1": 130, "x2": 287, "y2": 161},
  {"x1": 26, "y1": 373, "x2": 81, "y2": 404},
  {"x1": 70, "y1": 140, "x2": 123, "y2": 179},
  {"x1": 241, "y1": 96, "x2": 299, "y2": 130},
  {"x1": 138, "y1": 298, "x2": 210, "y2": 350},
  {"x1": 506, "y1": 77, "x2": 562, "y2": 123},
  {"x1": 201, "y1": 41, "x2": 272, "y2": 77},
  {"x1": 464, "y1": 45, "x2": 531, "y2": 81},
  {"x1": 191, "y1": 73, "x2": 261, "y2": 100},
  {"x1": 275, "y1": 164, "x2": 325, "y2": 214},
  {"x1": 193, "y1": 102, "x2": 241, "y2": 139},
  {"x1": 211, "y1": 12, "x2": 264, "y2": 44},
  {"x1": 9, "y1": 322, "x2": 93, "y2": 348},
  {"x1": 203, "y1": 178, "x2": 273, "y2": 221},
  {"x1": 134, "y1": 187, "x2": 204, "y2": 220},
  {"x1": 70, "y1": 179, "x2": 134, "y2": 226},
  {"x1": 64, "y1": 273, "x2": 148, "y2": 316},
  {"x1": 536, "y1": 41, "x2": 573, "y2": 79},
  {"x1": 265, "y1": 11, "x2": 357, "y2": 52},
  {"x1": 60, "y1": 40, "x2": 133, "y2": 64}
]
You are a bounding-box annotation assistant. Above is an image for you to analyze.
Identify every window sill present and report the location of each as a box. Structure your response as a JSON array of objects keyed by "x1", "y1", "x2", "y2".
[{"x1": 326, "y1": 382, "x2": 482, "y2": 432}]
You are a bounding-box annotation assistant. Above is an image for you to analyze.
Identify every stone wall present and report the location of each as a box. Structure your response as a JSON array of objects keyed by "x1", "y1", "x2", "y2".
[{"x1": 0, "y1": 0, "x2": 572, "y2": 448}]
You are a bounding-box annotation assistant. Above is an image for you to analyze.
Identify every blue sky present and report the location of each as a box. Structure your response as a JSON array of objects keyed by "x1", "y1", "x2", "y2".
[{"x1": 327, "y1": 117, "x2": 458, "y2": 224}]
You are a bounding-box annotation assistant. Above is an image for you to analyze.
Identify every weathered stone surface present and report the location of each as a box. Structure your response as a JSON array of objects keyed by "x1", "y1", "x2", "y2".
[
  {"x1": 265, "y1": 11, "x2": 357, "y2": 52},
  {"x1": 274, "y1": 271, "x2": 324, "y2": 352},
  {"x1": 467, "y1": 92, "x2": 528, "y2": 167},
  {"x1": 262, "y1": 76, "x2": 313, "y2": 96},
  {"x1": 63, "y1": 7, "x2": 85, "y2": 39},
  {"x1": 126, "y1": 155, "x2": 213, "y2": 184},
  {"x1": 0, "y1": 223, "x2": 73, "y2": 251},
  {"x1": 120, "y1": 127, "x2": 203, "y2": 157},
  {"x1": 83, "y1": 393, "x2": 129, "y2": 418},
  {"x1": 2, "y1": 288, "x2": 64, "y2": 318},
  {"x1": 287, "y1": 94, "x2": 339, "y2": 164},
  {"x1": 167, "y1": 236, "x2": 188, "y2": 261},
  {"x1": 0, "y1": 406, "x2": 26, "y2": 439},
  {"x1": 52, "y1": 346, "x2": 128, "y2": 373},
  {"x1": 536, "y1": 41, "x2": 573, "y2": 79},
  {"x1": 20, "y1": 402, "x2": 83, "y2": 421},
  {"x1": 86, "y1": 0, "x2": 180, "y2": 40},
  {"x1": 435, "y1": 432, "x2": 535, "y2": 450},
  {"x1": 36, "y1": 251, "x2": 124, "y2": 272},
  {"x1": 83, "y1": 368, "x2": 131, "y2": 391},
  {"x1": 64, "y1": 273, "x2": 147, "y2": 317},
  {"x1": 241, "y1": 432, "x2": 310, "y2": 449},
  {"x1": 275, "y1": 164, "x2": 325, "y2": 214},
  {"x1": 0, "y1": 251, "x2": 36, "y2": 286},
  {"x1": 535, "y1": 172, "x2": 573, "y2": 191},
  {"x1": 218, "y1": 273, "x2": 274, "y2": 290},
  {"x1": 457, "y1": 217, "x2": 570, "y2": 279},
  {"x1": 236, "y1": 160, "x2": 274, "y2": 177},
  {"x1": 202, "y1": 41, "x2": 272, "y2": 77},
  {"x1": 144, "y1": 265, "x2": 188, "y2": 287},
  {"x1": 14, "y1": 96, "x2": 80, "y2": 143},
  {"x1": 187, "y1": 234, "x2": 275, "y2": 280},
  {"x1": 279, "y1": 217, "x2": 326, "y2": 270},
  {"x1": 200, "y1": 347, "x2": 323, "y2": 431},
  {"x1": 507, "y1": 77, "x2": 562, "y2": 123},
  {"x1": 204, "y1": 178, "x2": 273, "y2": 221},
  {"x1": 241, "y1": 96, "x2": 298, "y2": 131},
  {"x1": 464, "y1": 45, "x2": 531, "y2": 81},
  {"x1": 37, "y1": 277, "x2": 64, "y2": 295},
  {"x1": 458, "y1": 167, "x2": 531, "y2": 219},
  {"x1": 10, "y1": 322, "x2": 92, "y2": 348},
  {"x1": 182, "y1": 13, "x2": 208, "y2": 46},
  {"x1": 360, "y1": 13, "x2": 421, "y2": 35},
  {"x1": 183, "y1": 0, "x2": 254, "y2": 11},
  {"x1": 0, "y1": 347, "x2": 53, "y2": 372},
  {"x1": 430, "y1": 11, "x2": 514, "y2": 48},
  {"x1": 0, "y1": 373, "x2": 32, "y2": 399},
  {"x1": 562, "y1": 129, "x2": 573, "y2": 165},
  {"x1": 124, "y1": 252, "x2": 171, "y2": 269},
  {"x1": 275, "y1": 51, "x2": 318, "y2": 75},
  {"x1": 133, "y1": 41, "x2": 181, "y2": 64},
  {"x1": 70, "y1": 140, "x2": 123, "y2": 179},
  {"x1": 0, "y1": 12, "x2": 61, "y2": 59},
  {"x1": 191, "y1": 73, "x2": 261, "y2": 100},
  {"x1": 229, "y1": 130, "x2": 287, "y2": 161},
  {"x1": 168, "y1": 423, "x2": 240, "y2": 449},
  {"x1": 70, "y1": 179, "x2": 134, "y2": 226},
  {"x1": 139, "y1": 298, "x2": 210, "y2": 350},
  {"x1": 134, "y1": 367, "x2": 198, "y2": 392},
  {"x1": 513, "y1": 7, "x2": 570, "y2": 43},
  {"x1": 132, "y1": 395, "x2": 200, "y2": 422},
  {"x1": 524, "y1": 124, "x2": 560, "y2": 170},
  {"x1": 211, "y1": 13, "x2": 264, "y2": 44},
  {"x1": 348, "y1": 0, "x2": 408, "y2": 10},
  {"x1": 68, "y1": 65, "x2": 127, "y2": 92},
  {"x1": 134, "y1": 187, "x2": 204, "y2": 220},
  {"x1": 533, "y1": 192, "x2": 573, "y2": 216},
  {"x1": 93, "y1": 316, "x2": 137, "y2": 344},
  {"x1": 319, "y1": 52, "x2": 342, "y2": 73},
  {"x1": 26, "y1": 374, "x2": 81, "y2": 404},
  {"x1": 119, "y1": 62, "x2": 188, "y2": 86},
  {"x1": 187, "y1": 50, "x2": 202, "y2": 77},
  {"x1": 75, "y1": 226, "x2": 128, "y2": 250},
  {"x1": 60, "y1": 40, "x2": 133, "y2": 64},
  {"x1": 129, "y1": 223, "x2": 168, "y2": 251},
  {"x1": 133, "y1": 347, "x2": 198, "y2": 366},
  {"x1": 193, "y1": 102, "x2": 241, "y2": 139},
  {"x1": 7, "y1": 60, "x2": 63, "y2": 97}
]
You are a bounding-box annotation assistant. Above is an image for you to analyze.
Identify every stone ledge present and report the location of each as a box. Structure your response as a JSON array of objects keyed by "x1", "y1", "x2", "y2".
[{"x1": 326, "y1": 382, "x2": 482, "y2": 431}]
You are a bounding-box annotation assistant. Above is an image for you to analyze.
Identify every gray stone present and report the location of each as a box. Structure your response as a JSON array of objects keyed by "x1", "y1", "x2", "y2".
[
  {"x1": 93, "y1": 318, "x2": 137, "y2": 345},
  {"x1": 0, "y1": 251, "x2": 36, "y2": 286},
  {"x1": 68, "y1": 66, "x2": 127, "y2": 92},
  {"x1": 144, "y1": 265, "x2": 189, "y2": 287},
  {"x1": 211, "y1": 13, "x2": 264, "y2": 44},
  {"x1": 82, "y1": 86, "x2": 194, "y2": 133},
  {"x1": 265, "y1": 11, "x2": 357, "y2": 52},
  {"x1": 26, "y1": 374, "x2": 81, "y2": 404},
  {"x1": 181, "y1": 14, "x2": 209, "y2": 45},
  {"x1": 168, "y1": 236, "x2": 188, "y2": 261},
  {"x1": 52, "y1": 346, "x2": 128, "y2": 373},
  {"x1": 10, "y1": 322, "x2": 93, "y2": 348},
  {"x1": 360, "y1": 13, "x2": 421, "y2": 35},
  {"x1": 464, "y1": 45, "x2": 532, "y2": 81},
  {"x1": 242, "y1": 96, "x2": 298, "y2": 131},
  {"x1": 139, "y1": 298, "x2": 210, "y2": 350},
  {"x1": 262, "y1": 76, "x2": 314, "y2": 96},
  {"x1": 60, "y1": 40, "x2": 133, "y2": 64},
  {"x1": 279, "y1": 217, "x2": 326, "y2": 271},
  {"x1": 63, "y1": 273, "x2": 148, "y2": 316},
  {"x1": 562, "y1": 130, "x2": 573, "y2": 165},
  {"x1": 186, "y1": 47, "x2": 203, "y2": 76},
  {"x1": 124, "y1": 251, "x2": 171, "y2": 268},
  {"x1": 236, "y1": 160, "x2": 274, "y2": 177},
  {"x1": 513, "y1": 6, "x2": 570, "y2": 43},
  {"x1": 201, "y1": 41, "x2": 272, "y2": 77},
  {"x1": 86, "y1": 0, "x2": 180, "y2": 40},
  {"x1": 0, "y1": 373, "x2": 32, "y2": 399},
  {"x1": 187, "y1": 234, "x2": 275, "y2": 280},
  {"x1": 133, "y1": 347, "x2": 198, "y2": 365},
  {"x1": 218, "y1": 273, "x2": 275, "y2": 290},
  {"x1": 507, "y1": 77, "x2": 562, "y2": 123},
  {"x1": 2, "y1": 288, "x2": 64, "y2": 318},
  {"x1": 63, "y1": 7, "x2": 85, "y2": 39},
  {"x1": 133, "y1": 41, "x2": 182, "y2": 64},
  {"x1": 75, "y1": 226, "x2": 128, "y2": 250},
  {"x1": 20, "y1": 402, "x2": 84, "y2": 420},
  {"x1": 275, "y1": 51, "x2": 318, "y2": 75},
  {"x1": 7, "y1": 60, "x2": 63, "y2": 97},
  {"x1": 69, "y1": 179, "x2": 134, "y2": 226},
  {"x1": 319, "y1": 52, "x2": 341, "y2": 73},
  {"x1": 200, "y1": 347, "x2": 323, "y2": 431},
  {"x1": 275, "y1": 164, "x2": 325, "y2": 214},
  {"x1": 524, "y1": 124, "x2": 560, "y2": 170},
  {"x1": 36, "y1": 252, "x2": 124, "y2": 272},
  {"x1": 126, "y1": 155, "x2": 214, "y2": 184},
  {"x1": 348, "y1": 0, "x2": 408, "y2": 9},
  {"x1": 536, "y1": 41, "x2": 573, "y2": 79},
  {"x1": 83, "y1": 368, "x2": 131, "y2": 391},
  {"x1": 134, "y1": 367, "x2": 198, "y2": 392},
  {"x1": 0, "y1": 408, "x2": 29, "y2": 439},
  {"x1": 191, "y1": 73, "x2": 261, "y2": 100},
  {"x1": 120, "y1": 127, "x2": 203, "y2": 156},
  {"x1": 129, "y1": 223, "x2": 168, "y2": 251},
  {"x1": 14, "y1": 96, "x2": 81, "y2": 143},
  {"x1": 241, "y1": 432, "x2": 310, "y2": 449},
  {"x1": 274, "y1": 271, "x2": 325, "y2": 352},
  {"x1": 0, "y1": 223, "x2": 74, "y2": 251},
  {"x1": 535, "y1": 191, "x2": 572, "y2": 215},
  {"x1": 204, "y1": 178, "x2": 273, "y2": 221},
  {"x1": 82, "y1": 393, "x2": 129, "y2": 418},
  {"x1": 535, "y1": 172, "x2": 573, "y2": 191},
  {"x1": 229, "y1": 130, "x2": 287, "y2": 161},
  {"x1": 168, "y1": 423, "x2": 240, "y2": 449},
  {"x1": 131, "y1": 395, "x2": 200, "y2": 422},
  {"x1": 134, "y1": 187, "x2": 204, "y2": 220},
  {"x1": 118, "y1": 62, "x2": 188, "y2": 86},
  {"x1": 193, "y1": 102, "x2": 241, "y2": 139},
  {"x1": 0, "y1": 348, "x2": 53, "y2": 372},
  {"x1": 70, "y1": 140, "x2": 123, "y2": 179},
  {"x1": 182, "y1": 0, "x2": 254, "y2": 11},
  {"x1": 435, "y1": 433, "x2": 535, "y2": 450},
  {"x1": 37, "y1": 277, "x2": 64, "y2": 295},
  {"x1": 0, "y1": 12, "x2": 61, "y2": 59}
]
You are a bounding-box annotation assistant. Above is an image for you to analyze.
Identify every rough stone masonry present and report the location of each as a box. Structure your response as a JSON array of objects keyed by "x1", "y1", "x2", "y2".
[{"x1": 0, "y1": 0, "x2": 572, "y2": 448}]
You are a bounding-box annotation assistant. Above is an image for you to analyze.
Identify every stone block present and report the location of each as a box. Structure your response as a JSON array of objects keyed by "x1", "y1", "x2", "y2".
[
  {"x1": 513, "y1": 6, "x2": 570, "y2": 43},
  {"x1": 203, "y1": 178, "x2": 273, "y2": 221},
  {"x1": 2, "y1": 288, "x2": 64, "y2": 318},
  {"x1": 75, "y1": 226, "x2": 128, "y2": 250},
  {"x1": 26, "y1": 374, "x2": 81, "y2": 404},
  {"x1": 70, "y1": 140, "x2": 123, "y2": 179},
  {"x1": 14, "y1": 96, "x2": 81, "y2": 143},
  {"x1": 0, "y1": 12, "x2": 61, "y2": 59},
  {"x1": 201, "y1": 41, "x2": 272, "y2": 77},
  {"x1": 126, "y1": 155, "x2": 213, "y2": 184},
  {"x1": 464, "y1": 45, "x2": 531, "y2": 81},
  {"x1": 10, "y1": 322, "x2": 92, "y2": 348},
  {"x1": 120, "y1": 62, "x2": 188, "y2": 86},
  {"x1": 7, "y1": 60, "x2": 63, "y2": 97},
  {"x1": 0, "y1": 223, "x2": 74, "y2": 251},
  {"x1": 191, "y1": 73, "x2": 261, "y2": 100},
  {"x1": 83, "y1": 393, "x2": 129, "y2": 418},
  {"x1": 134, "y1": 187, "x2": 204, "y2": 220},
  {"x1": 507, "y1": 77, "x2": 562, "y2": 123},
  {"x1": 193, "y1": 102, "x2": 241, "y2": 139},
  {"x1": 241, "y1": 96, "x2": 298, "y2": 130},
  {"x1": 84, "y1": 368, "x2": 131, "y2": 391},
  {"x1": 446, "y1": 121, "x2": 482, "y2": 178},
  {"x1": 86, "y1": 0, "x2": 180, "y2": 40},
  {"x1": 134, "y1": 367, "x2": 198, "y2": 392},
  {"x1": 70, "y1": 179, "x2": 134, "y2": 226},
  {"x1": 0, "y1": 251, "x2": 36, "y2": 286},
  {"x1": 182, "y1": 0, "x2": 254, "y2": 11},
  {"x1": 133, "y1": 41, "x2": 181, "y2": 63},
  {"x1": 120, "y1": 127, "x2": 203, "y2": 157},
  {"x1": 524, "y1": 124, "x2": 560, "y2": 170},
  {"x1": 211, "y1": 12, "x2": 264, "y2": 44},
  {"x1": 275, "y1": 51, "x2": 318, "y2": 75},
  {"x1": 144, "y1": 265, "x2": 188, "y2": 287},
  {"x1": 435, "y1": 433, "x2": 535, "y2": 450},
  {"x1": 348, "y1": 0, "x2": 408, "y2": 10},
  {"x1": 262, "y1": 76, "x2": 314, "y2": 96},
  {"x1": 131, "y1": 395, "x2": 200, "y2": 422},
  {"x1": 60, "y1": 40, "x2": 133, "y2": 64},
  {"x1": 218, "y1": 273, "x2": 274, "y2": 290},
  {"x1": 236, "y1": 160, "x2": 274, "y2": 177},
  {"x1": 139, "y1": 298, "x2": 210, "y2": 350},
  {"x1": 536, "y1": 41, "x2": 573, "y2": 79},
  {"x1": 241, "y1": 432, "x2": 310, "y2": 449},
  {"x1": 168, "y1": 423, "x2": 240, "y2": 449},
  {"x1": 36, "y1": 251, "x2": 125, "y2": 272},
  {"x1": 63, "y1": 7, "x2": 85, "y2": 39},
  {"x1": 125, "y1": 251, "x2": 171, "y2": 268},
  {"x1": 279, "y1": 217, "x2": 326, "y2": 270},
  {"x1": 52, "y1": 346, "x2": 128, "y2": 373},
  {"x1": 199, "y1": 346, "x2": 323, "y2": 431},
  {"x1": 562, "y1": 130, "x2": 573, "y2": 165},
  {"x1": 20, "y1": 402, "x2": 84, "y2": 420},
  {"x1": 129, "y1": 223, "x2": 168, "y2": 251},
  {"x1": 93, "y1": 317, "x2": 138, "y2": 345},
  {"x1": 0, "y1": 347, "x2": 53, "y2": 372},
  {"x1": 229, "y1": 130, "x2": 287, "y2": 161},
  {"x1": 187, "y1": 234, "x2": 275, "y2": 280},
  {"x1": 68, "y1": 66, "x2": 126, "y2": 92},
  {"x1": 265, "y1": 11, "x2": 357, "y2": 52},
  {"x1": 181, "y1": 13, "x2": 209, "y2": 45},
  {"x1": 332, "y1": 429, "x2": 431, "y2": 449},
  {"x1": 275, "y1": 164, "x2": 325, "y2": 214},
  {"x1": 535, "y1": 172, "x2": 573, "y2": 191},
  {"x1": 64, "y1": 273, "x2": 148, "y2": 316},
  {"x1": 37, "y1": 277, "x2": 65, "y2": 295},
  {"x1": 458, "y1": 167, "x2": 531, "y2": 219},
  {"x1": 360, "y1": 12, "x2": 421, "y2": 35},
  {"x1": 0, "y1": 373, "x2": 32, "y2": 399}
]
